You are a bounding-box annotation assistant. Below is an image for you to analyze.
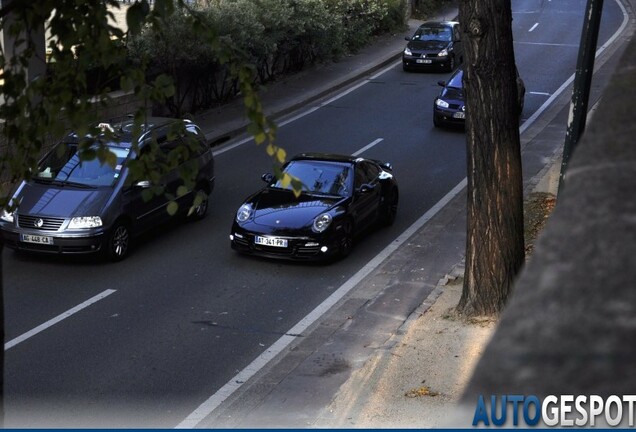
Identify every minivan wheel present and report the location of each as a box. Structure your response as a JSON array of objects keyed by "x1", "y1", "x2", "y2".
[
  {"x1": 105, "y1": 221, "x2": 130, "y2": 261},
  {"x1": 189, "y1": 189, "x2": 209, "y2": 221}
]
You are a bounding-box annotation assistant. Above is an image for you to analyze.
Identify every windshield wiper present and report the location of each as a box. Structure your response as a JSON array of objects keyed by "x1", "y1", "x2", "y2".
[
  {"x1": 32, "y1": 178, "x2": 96, "y2": 189},
  {"x1": 61, "y1": 180, "x2": 97, "y2": 189}
]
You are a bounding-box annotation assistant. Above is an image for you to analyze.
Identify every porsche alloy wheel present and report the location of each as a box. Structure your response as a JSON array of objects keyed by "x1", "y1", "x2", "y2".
[
  {"x1": 339, "y1": 220, "x2": 354, "y2": 258},
  {"x1": 381, "y1": 188, "x2": 399, "y2": 226}
]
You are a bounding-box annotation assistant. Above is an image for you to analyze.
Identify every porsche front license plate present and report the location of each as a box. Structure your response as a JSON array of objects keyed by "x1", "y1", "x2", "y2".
[
  {"x1": 21, "y1": 233, "x2": 53, "y2": 245},
  {"x1": 255, "y1": 236, "x2": 288, "y2": 248}
]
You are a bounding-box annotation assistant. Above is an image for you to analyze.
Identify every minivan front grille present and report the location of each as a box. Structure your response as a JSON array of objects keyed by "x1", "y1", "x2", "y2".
[{"x1": 17, "y1": 215, "x2": 65, "y2": 231}]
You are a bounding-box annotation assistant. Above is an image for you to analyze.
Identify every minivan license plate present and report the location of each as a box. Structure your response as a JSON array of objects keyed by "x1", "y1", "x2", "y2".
[
  {"x1": 416, "y1": 59, "x2": 432, "y2": 64},
  {"x1": 255, "y1": 236, "x2": 288, "y2": 248},
  {"x1": 21, "y1": 234, "x2": 53, "y2": 245}
]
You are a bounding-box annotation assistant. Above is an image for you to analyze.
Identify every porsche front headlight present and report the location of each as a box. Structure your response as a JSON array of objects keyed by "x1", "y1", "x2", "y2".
[
  {"x1": 312, "y1": 213, "x2": 332, "y2": 233},
  {"x1": 236, "y1": 203, "x2": 253, "y2": 223}
]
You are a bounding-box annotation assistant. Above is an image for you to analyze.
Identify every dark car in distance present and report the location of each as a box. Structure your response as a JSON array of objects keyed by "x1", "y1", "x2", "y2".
[
  {"x1": 433, "y1": 68, "x2": 526, "y2": 128},
  {"x1": 230, "y1": 153, "x2": 399, "y2": 261},
  {"x1": 0, "y1": 117, "x2": 215, "y2": 261},
  {"x1": 402, "y1": 21, "x2": 462, "y2": 72}
]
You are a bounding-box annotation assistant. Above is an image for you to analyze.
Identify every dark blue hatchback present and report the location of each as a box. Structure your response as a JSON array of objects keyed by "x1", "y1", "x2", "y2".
[
  {"x1": 433, "y1": 67, "x2": 526, "y2": 128},
  {"x1": 433, "y1": 68, "x2": 466, "y2": 128},
  {"x1": 402, "y1": 21, "x2": 463, "y2": 72}
]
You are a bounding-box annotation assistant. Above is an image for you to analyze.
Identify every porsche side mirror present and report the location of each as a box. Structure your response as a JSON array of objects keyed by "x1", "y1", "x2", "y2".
[{"x1": 357, "y1": 184, "x2": 376, "y2": 194}]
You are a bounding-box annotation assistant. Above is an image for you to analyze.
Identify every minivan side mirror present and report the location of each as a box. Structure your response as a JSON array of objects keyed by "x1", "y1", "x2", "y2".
[
  {"x1": 438, "y1": 80, "x2": 446, "y2": 87},
  {"x1": 261, "y1": 173, "x2": 274, "y2": 184},
  {"x1": 405, "y1": 36, "x2": 411, "y2": 41}
]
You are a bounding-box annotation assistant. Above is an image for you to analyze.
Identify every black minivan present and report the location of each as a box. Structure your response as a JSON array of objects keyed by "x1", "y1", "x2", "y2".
[{"x1": 0, "y1": 117, "x2": 215, "y2": 261}]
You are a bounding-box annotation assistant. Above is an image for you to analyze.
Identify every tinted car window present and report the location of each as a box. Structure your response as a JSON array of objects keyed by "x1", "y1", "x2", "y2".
[
  {"x1": 448, "y1": 69, "x2": 464, "y2": 88},
  {"x1": 36, "y1": 142, "x2": 130, "y2": 187},
  {"x1": 185, "y1": 124, "x2": 209, "y2": 156},
  {"x1": 354, "y1": 161, "x2": 380, "y2": 188},
  {"x1": 274, "y1": 160, "x2": 352, "y2": 196}
]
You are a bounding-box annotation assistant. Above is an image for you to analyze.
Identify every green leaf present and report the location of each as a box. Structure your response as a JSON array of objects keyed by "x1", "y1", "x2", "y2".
[
  {"x1": 167, "y1": 201, "x2": 179, "y2": 216},
  {"x1": 280, "y1": 173, "x2": 291, "y2": 188},
  {"x1": 126, "y1": 2, "x2": 150, "y2": 35},
  {"x1": 176, "y1": 185, "x2": 189, "y2": 198},
  {"x1": 254, "y1": 132, "x2": 266, "y2": 145},
  {"x1": 276, "y1": 148, "x2": 286, "y2": 164}
]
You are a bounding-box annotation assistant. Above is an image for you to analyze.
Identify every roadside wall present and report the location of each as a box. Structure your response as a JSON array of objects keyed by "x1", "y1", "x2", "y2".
[{"x1": 454, "y1": 1, "x2": 636, "y2": 425}]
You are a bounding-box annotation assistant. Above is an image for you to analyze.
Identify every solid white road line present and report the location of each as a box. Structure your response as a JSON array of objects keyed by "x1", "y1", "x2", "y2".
[
  {"x1": 529, "y1": 23, "x2": 540, "y2": 32},
  {"x1": 4, "y1": 289, "x2": 117, "y2": 351},
  {"x1": 353, "y1": 138, "x2": 384, "y2": 156},
  {"x1": 212, "y1": 62, "x2": 397, "y2": 158}
]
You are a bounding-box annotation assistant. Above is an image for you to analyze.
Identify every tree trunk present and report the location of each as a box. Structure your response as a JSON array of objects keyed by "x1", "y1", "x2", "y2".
[
  {"x1": 0, "y1": 242, "x2": 4, "y2": 426},
  {"x1": 457, "y1": 0, "x2": 525, "y2": 316}
]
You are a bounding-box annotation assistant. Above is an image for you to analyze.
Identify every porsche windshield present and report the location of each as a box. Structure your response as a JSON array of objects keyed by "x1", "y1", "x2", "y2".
[
  {"x1": 274, "y1": 160, "x2": 353, "y2": 197},
  {"x1": 35, "y1": 142, "x2": 130, "y2": 187}
]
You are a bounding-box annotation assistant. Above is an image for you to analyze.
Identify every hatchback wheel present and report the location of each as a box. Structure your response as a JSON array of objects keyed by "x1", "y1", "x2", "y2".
[
  {"x1": 105, "y1": 221, "x2": 130, "y2": 261},
  {"x1": 447, "y1": 55, "x2": 456, "y2": 72}
]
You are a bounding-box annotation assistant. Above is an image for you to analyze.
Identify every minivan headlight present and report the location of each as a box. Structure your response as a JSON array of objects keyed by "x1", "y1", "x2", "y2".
[
  {"x1": 438, "y1": 48, "x2": 449, "y2": 57},
  {"x1": 404, "y1": 47, "x2": 412, "y2": 56},
  {"x1": 236, "y1": 203, "x2": 253, "y2": 223},
  {"x1": 68, "y1": 216, "x2": 102, "y2": 229},
  {"x1": 312, "y1": 213, "x2": 332, "y2": 233}
]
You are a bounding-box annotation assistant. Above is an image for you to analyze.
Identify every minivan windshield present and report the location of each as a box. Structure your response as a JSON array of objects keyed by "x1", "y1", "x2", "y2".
[{"x1": 35, "y1": 142, "x2": 130, "y2": 187}]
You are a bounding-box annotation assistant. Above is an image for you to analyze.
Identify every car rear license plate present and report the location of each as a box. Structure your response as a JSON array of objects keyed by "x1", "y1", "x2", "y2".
[
  {"x1": 454, "y1": 112, "x2": 465, "y2": 119},
  {"x1": 21, "y1": 233, "x2": 53, "y2": 245},
  {"x1": 416, "y1": 59, "x2": 432, "y2": 64},
  {"x1": 255, "y1": 236, "x2": 288, "y2": 248}
]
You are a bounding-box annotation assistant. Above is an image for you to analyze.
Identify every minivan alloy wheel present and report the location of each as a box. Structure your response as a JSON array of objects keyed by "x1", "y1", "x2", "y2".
[{"x1": 107, "y1": 222, "x2": 130, "y2": 261}]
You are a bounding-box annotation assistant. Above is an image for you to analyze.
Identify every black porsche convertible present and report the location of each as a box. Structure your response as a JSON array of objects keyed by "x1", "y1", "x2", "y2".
[{"x1": 230, "y1": 153, "x2": 399, "y2": 261}]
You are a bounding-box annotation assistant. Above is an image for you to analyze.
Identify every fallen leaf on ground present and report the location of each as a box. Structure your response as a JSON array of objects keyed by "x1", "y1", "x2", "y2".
[{"x1": 405, "y1": 386, "x2": 439, "y2": 398}]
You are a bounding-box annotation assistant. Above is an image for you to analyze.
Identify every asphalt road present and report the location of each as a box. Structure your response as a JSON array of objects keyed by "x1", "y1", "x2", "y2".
[{"x1": 2, "y1": 0, "x2": 625, "y2": 427}]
